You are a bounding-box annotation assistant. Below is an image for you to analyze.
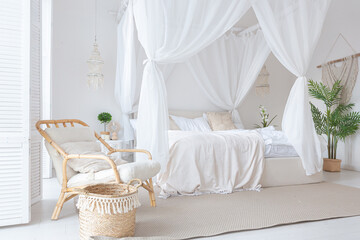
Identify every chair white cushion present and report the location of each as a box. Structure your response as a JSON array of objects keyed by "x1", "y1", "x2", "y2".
[
  {"x1": 60, "y1": 142, "x2": 126, "y2": 173},
  {"x1": 45, "y1": 127, "x2": 96, "y2": 144},
  {"x1": 44, "y1": 127, "x2": 100, "y2": 183},
  {"x1": 67, "y1": 161, "x2": 161, "y2": 187}
]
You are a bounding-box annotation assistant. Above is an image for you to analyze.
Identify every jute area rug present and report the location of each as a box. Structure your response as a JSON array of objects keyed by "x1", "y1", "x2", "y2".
[{"x1": 92, "y1": 182, "x2": 360, "y2": 240}]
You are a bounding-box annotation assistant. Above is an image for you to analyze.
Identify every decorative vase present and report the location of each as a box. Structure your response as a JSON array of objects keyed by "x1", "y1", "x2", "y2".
[
  {"x1": 111, "y1": 132, "x2": 118, "y2": 140},
  {"x1": 323, "y1": 158, "x2": 341, "y2": 172},
  {"x1": 100, "y1": 131, "x2": 110, "y2": 141}
]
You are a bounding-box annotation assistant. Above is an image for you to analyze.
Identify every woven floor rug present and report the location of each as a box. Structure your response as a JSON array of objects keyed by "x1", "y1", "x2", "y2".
[{"x1": 92, "y1": 182, "x2": 360, "y2": 240}]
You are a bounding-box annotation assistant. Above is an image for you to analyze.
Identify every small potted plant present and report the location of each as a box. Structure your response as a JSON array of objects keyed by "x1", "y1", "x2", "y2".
[
  {"x1": 98, "y1": 112, "x2": 112, "y2": 140},
  {"x1": 254, "y1": 105, "x2": 277, "y2": 128},
  {"x1": 308, "y1": 80, "x2": 360, "y2": 172}
]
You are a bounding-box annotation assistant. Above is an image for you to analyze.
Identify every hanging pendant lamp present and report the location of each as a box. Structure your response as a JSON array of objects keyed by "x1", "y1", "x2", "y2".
[{"x1": 87, "y1": 0, "x2": 104, "y2": 89}]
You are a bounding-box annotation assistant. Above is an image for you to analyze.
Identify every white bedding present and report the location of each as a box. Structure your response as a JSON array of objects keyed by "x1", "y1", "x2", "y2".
[
  {"x1": 257, "y1": 126, "x2": 298, "y2": 158},
  {"x1": 158, "y1": 130, "x2": 265, "y2": 197}
]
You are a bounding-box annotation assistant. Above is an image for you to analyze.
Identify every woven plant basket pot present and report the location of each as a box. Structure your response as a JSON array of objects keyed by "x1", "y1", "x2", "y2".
[
  {"x1": 323, "y1": 158, "x2": 341, "y2": 172},
  {"x1": 76, "y1": 179, "x2": 142, "y2": 240}
]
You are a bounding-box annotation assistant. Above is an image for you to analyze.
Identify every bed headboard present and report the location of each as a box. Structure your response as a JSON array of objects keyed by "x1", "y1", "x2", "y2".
[
  {"x1": 131, "y1": 110, "x2": 206, "y2": 119},
  {"x1": 168, "y1": 110, "x2": 204, "y2": 118}
]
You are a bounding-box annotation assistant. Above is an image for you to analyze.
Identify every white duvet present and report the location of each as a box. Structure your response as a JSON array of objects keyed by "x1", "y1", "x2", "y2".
[
  {"x1": 257, "y1": 126, "x2": 299, "y2": 158},
  {"x1": 157, "y1": 130, "x2": 265, "y2": 197}
]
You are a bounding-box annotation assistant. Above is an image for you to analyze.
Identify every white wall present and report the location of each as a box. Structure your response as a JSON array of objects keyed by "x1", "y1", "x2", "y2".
[
  {"x1": 52, "y1": 0, "x2": 121, "y2": 133},
  {"x1": 308, "y1": 0, "x2": 360, "y2": 170},
  {"x1": 52, "y1": 0, "x2": 360, "y2": 169}
]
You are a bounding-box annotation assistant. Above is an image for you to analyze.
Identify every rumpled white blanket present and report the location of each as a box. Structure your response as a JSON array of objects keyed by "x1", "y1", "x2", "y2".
[{"x1": 157, "y1": 130, "x2": 265, "y2": 197}]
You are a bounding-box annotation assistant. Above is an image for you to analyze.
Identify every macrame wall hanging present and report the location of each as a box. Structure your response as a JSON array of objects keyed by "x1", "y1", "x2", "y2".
[
  {"x1": 87, "y1": 0, "x2": 104, "y2": 90},
  {"x1": 317, "y1": 33, "x2": 359, "y2": 104},
  {"x1": 255, "y1": 65, "x2": 270, "y2": 97}
]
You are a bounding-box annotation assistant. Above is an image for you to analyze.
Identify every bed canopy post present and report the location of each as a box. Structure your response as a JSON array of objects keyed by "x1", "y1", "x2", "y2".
[
  {"x1": 116, "y1": 0, "x2": 331, "y2": 177},
  {"x1": 252, "y1": 0, "x2": 331, "y2": 175},
  {"x1": 130, "y1": 0, "x2": 251, "y2": 175},
  {"x1": 115, "y1": 0, "x2": 138, "y2": 142}
]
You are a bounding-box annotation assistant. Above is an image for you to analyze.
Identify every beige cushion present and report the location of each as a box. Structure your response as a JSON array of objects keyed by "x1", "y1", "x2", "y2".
[
  {"x1": 45, "y1": 127, "x2": 96, "y2": 144},
  {"x1": 44, "y1": 127, "x2": 98, "y2": 183},
  {"x1": 206, "y1": 112, "x2": 236, "y2": 131},
  {"x1": 169, "y1": 116, "x2": 180, "y2": 130},
  {"x1": 60, "y1": 142, "x2": 126, "y2": 173}
]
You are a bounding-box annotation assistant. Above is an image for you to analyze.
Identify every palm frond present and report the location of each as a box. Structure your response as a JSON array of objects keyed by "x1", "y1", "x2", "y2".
[
  {"x1": 308, "y1": 80, "x2": 327, "y2": 103},
  {"x1": 327, "y1": 80, "x2": 342, "y2": 106},
  {"x1": 308, "y1": 79, "x2": 342, "y2": 108},
  {"x1": 337, "y1": 112, "x2": 360, "y2": 140},
  {"x1": 310, "y1": 102, "x2": 326, "y2": 135},
  {"x1": 333, "y1": 103, "x2": 354, "y2": 114}
]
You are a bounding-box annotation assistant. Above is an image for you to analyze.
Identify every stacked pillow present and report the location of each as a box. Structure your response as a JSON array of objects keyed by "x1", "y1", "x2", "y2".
[
  {"x1": 130, "y1": 111, "x2": 241, "y2": 133},
  {"x1": 170, "y1": 111, "x2": 239, "y2": 131}
]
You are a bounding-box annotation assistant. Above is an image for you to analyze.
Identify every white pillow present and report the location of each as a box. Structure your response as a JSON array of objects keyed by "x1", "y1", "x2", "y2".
[
  {"x1": 60, "y1": 142, "x2": 126, "y2": 173},
  {"x1": 170, "y1": 115, "x2": 212, "y2": 132}
]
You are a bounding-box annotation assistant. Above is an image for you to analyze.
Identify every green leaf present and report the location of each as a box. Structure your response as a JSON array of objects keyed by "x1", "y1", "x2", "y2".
[
  {"x1": 308, "y1": 79, "x2": 342, "y2": 108},
  {"x1": 310, "y1": 102, "x2": 326, "y2": 135},
  {"x1": 98, "y1": 112, "x2": 112, "y2": 124},
  {"x1": 267, "y1": 115, "x2": 277, "y2": 126}
]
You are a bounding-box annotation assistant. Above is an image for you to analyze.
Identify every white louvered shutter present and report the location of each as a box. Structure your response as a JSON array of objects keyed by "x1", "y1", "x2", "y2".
[
  {"x1": 41, "y1": 0, "x2": 52, "y2": 179},
  {"x1": 30, "y1": 0, "x2": 42, "y2": 204},
  {"x1": 0, "y1": 0, "x2": 42, "y2": 226}
]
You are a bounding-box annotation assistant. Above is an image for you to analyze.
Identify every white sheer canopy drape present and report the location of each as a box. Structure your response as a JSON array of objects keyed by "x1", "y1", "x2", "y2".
[
  {"x1": 252, "y1": 0, "x2": 331, "y2": 175},
  {"x1": 115, "y1": 4, "x2": 176, "y2": 141},
  {"x1": 187, "y1": 25, "x2": 270, "y2": 128},
  {"x1": 116, "y1": 0, "x2": 331, "y2": 177},
  {"x1": 115, "y1": 2, "x2": 142, "y2": 141},
  {"x1": 131, "y1": 0, "x2": 251, "y2": 172}
]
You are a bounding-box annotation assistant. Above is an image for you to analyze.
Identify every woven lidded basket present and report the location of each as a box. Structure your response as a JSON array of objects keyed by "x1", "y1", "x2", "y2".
[{"x1": 76, "y1": 179, "x2": 142, "y2": 240}]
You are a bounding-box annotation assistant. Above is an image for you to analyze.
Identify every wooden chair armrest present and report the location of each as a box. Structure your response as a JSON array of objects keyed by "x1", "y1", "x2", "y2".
[
  {"x1": 108, "y1": 149, "x2": 152, "y2": 161},
  {"x1": 62, "y1": 154, "x2": 121, "y2": 188}
]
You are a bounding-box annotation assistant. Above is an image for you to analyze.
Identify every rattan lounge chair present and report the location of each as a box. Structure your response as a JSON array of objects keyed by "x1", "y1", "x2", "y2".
[{"x1": 36, "y1": 119, "x2": 160, "y2": 220}]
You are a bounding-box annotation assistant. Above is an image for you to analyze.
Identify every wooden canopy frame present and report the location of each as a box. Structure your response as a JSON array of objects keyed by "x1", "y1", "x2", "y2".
[{"x1": 36, "y1": 119, "x2": 156, "y2": 220}]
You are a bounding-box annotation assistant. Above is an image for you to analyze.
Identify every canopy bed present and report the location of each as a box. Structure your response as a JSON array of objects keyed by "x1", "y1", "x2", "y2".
[{"x1": 115, "y1": 0, "x2": 331, "y2": 196}]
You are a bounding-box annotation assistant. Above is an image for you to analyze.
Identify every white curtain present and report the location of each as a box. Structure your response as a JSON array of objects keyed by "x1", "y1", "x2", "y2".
[
  {"x1": 187, "y1": 25, "x2": 270, "y2": 128},
  {"x1": 252, "y1": 0, "x2": 331, "y2": 175},
  {"x1": 115, "y1": 5, "x2": 175, "y2": 141},
  {"x1": 115, "y1": 3, "x2": 143, "y2": 141},
  {"x1": 131, "y1": 0, "x2": 251, "y2": 173}
]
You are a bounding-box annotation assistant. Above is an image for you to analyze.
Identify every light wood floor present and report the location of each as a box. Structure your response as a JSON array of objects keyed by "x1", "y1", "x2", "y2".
[{"x1": 0, "y1": 170, "x2": 359, "y2": 240}]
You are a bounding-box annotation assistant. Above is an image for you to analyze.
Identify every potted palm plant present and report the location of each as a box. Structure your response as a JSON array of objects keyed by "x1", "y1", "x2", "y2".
[{"x1": 308, "y1": 80, "x2": 360, "y2": 172}]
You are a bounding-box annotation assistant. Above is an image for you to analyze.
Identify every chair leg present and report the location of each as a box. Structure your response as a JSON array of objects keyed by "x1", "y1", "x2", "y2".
[
  {"x1": 51, "y1": 191, "x2": 66, "y2": 220},
  {"x1": 148, "y1": 178, "x2": 156, "y2": 207}
]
